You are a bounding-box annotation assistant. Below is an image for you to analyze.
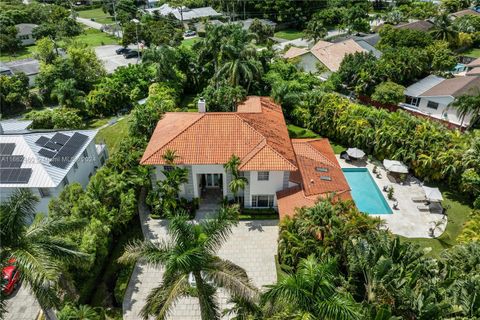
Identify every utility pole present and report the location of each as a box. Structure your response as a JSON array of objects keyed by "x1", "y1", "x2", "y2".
[
  {"x1": 131, "y1": 18, "x2": 140, "y2": 62},
  {"x1": 112, "y1": 0, "x2": 120, "y2": 38}
]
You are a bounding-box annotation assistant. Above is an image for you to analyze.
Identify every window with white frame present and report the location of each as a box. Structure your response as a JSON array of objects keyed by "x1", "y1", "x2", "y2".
[
  {"x1": 426, "y1": 101, "x2": 439, "y2": 110},
  {"x1": 257, "y1": 171, "x2": 269, "y2": 181},
  {"x1": 38, "y1": 188, "x2": 51, "y2": 198},
  {"x1": 251, "y1": 195, "x2": 274, "y2": 207}
]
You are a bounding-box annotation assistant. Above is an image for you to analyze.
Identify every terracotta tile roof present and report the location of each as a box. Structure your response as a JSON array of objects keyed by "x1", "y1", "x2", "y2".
[
  {"x1": 276, "y1": 138, "x2": 351, "y2": 219},
  {"x1": 419, "y1": 76, "x2": 480, "y2": 97},
  {"x1": 141, "y1": 96, "x2": 297, "y2": 171},
  {"x1": 310, "y1": 39, "x2": 366, "y2": 72}
]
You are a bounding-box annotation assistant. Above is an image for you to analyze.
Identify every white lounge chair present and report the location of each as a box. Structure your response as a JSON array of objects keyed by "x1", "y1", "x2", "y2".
[
  {"x1": 417, "y1": 205, "x2": 430, "y2": 212},
  {"x1": 411, "y1": 197, "x2": 426, "y2": 203}
]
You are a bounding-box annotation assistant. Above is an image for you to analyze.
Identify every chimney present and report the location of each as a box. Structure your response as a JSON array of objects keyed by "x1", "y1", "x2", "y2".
[{"x1": 198, "y1": 98, "x2": 206, "y2": 113}]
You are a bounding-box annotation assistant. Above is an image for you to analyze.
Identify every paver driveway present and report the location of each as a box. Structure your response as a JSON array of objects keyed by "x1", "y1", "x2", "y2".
[
  {"x1": 123, "y1": 205, "x2": 279, "y2": 320},
  {"x1": 4, "y1": 284, "x2": 40, "y2": 320}
]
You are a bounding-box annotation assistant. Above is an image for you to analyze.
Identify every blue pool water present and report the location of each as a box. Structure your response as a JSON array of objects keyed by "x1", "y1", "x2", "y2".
[{"x1": 343, "y1": 168, "x2": 393, "y2": 214}]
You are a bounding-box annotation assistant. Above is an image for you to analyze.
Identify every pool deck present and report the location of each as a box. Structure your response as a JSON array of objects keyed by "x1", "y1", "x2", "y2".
[{"x1": 337, "y1": 156, "x2": 446, "y2": 238}]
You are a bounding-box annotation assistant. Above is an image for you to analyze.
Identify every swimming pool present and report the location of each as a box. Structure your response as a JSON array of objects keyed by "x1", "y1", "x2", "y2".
[{"x1": 342, "y1": 168, "x2": 393, "y2": 214}]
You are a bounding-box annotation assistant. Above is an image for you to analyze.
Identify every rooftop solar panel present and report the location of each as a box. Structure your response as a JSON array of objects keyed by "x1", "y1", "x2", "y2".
[
  {"x1": 0, "y1": 143, "x2": 15, "y2": 155},
  {"x1": 35, "y1": 136, "x2": 50, "y2": 147},
  {"x1": 44, "y1": 141, "x2": 63, "y2": 151},
  {"x1": 38, "y1": 148, "x2": 56, "y2": 158},
  {"x1": 51, "y1": 133, "x2": 70, "y2": 146},
  {"x1": 50, "y1": 132, "x2": 89, "y2": 169},
  {"x1": 0, "y1": 168, "x2": 32, "y2": 184},
  {"x1": 0, "y1": 155, "x2": 24, "y2": 168}
]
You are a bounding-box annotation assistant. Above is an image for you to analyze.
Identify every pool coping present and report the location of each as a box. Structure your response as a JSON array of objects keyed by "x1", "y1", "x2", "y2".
[{"x1": 342, "y1": 167, "x2": 393, "y2": 214}]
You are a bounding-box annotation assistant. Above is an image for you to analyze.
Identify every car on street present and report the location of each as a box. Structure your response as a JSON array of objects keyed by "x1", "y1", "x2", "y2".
[
  {"x1": 116, "y1": 47, "x2": 131, "y2": 55},
  {"x1": 184, "y1": 30, "x2": 196, "y2": 37},
  {"x1": 2, "y1": 259, "x2": 20, "y2": 296},
  {"x1": 124, "y1": 50, "x2": 141, "y2": 59}
]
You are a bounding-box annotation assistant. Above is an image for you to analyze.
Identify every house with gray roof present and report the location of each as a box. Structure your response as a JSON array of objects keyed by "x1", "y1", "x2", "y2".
[
  {"x1": 0, "y1": 127, "x2": 108, "y2": 213},
  {"x1": 15, "y1": 23, "x2": 38, "y2": 46},
  {"x1": 146, "y1": 4, "x2": 221, "y2": 22},
  {"x1": 401, "y1": 75, "x2": 480, "y2": 127},
  {"x1": 4, "y1": 58, "x2": 40, "y2": 87}
]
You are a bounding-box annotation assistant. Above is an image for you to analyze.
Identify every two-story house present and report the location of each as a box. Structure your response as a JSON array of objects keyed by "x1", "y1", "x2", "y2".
[
  {"x1": 141, "y1": 96, "x2": 351, "y2": 218},
  {"x1": 0, "y1": 127, "x2": 108, "y2": 213}
]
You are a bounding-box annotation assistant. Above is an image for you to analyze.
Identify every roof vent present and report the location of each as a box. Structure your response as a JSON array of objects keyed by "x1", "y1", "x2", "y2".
[
  {"x1": 310, "y1": 179, "x2": 314, "y2": 184},
  {"x1": 320, "y1": 176, "x2": 332, "y2": 181},
  {"x1": 315, "y1": 167, "x2": 328, "y2": 172},
  {"x1": 198, "y1": 98, "x2": 206, "y2": 113}
]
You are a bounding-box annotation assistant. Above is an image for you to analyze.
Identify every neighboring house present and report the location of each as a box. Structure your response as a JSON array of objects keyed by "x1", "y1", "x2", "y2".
[
  {"x1": 141, "y1": 96, "x2": 351, "y2": 218},
  {"x1": 401, "y1": 75, "x2": 480, "y2": 127},
  {"x1": 273, "y1": 38, "x2": 313, "y2": 52},
  {"x1": 394, "y1": 20, "x2": 434, "y2": 32},
  {"x1": 146, "y1": 4, "x2": 221, "y2": 22},
  {"x1": 0, "y1": 127, "x2": 108, "y2": 213},
  {"x1": 194, "y1": 19, "x2": 224, "y2": 33},
  {"x1": 4, "y1": 58, "x2": 40, "y2": 87},
  {"x1": 466, "y1": 58, "x2": 480, "y2": 76},
  {"x1": 15, "y1": 23, "x2": 38, "y2": 46},
  {"x1": 146, "y1": 0, "x2": 160, "y2": 8},
  {"x1": 0, "y1": 62, "x2": 14, "y2": 76},
  {"x1": 236, "y1": 18, "x2": 277, "y2": 31},
  {"x1": 284, "y1": 39, "x2": 367, "y2": 78},
  {"x1": 0, "y1": 120, "x2": 32, "y2": 134},
  {"x1": 451, "y1": 8, "x2": 480, "y2": 19}
]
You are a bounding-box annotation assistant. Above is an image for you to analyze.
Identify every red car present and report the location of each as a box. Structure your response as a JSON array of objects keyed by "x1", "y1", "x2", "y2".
[{"x1": 2, "y1": 259, "x2": 20, "y2": 296}]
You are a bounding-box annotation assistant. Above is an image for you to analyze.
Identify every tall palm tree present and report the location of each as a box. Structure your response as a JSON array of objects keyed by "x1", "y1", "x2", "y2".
[
  {"x1": 261, "y1": 255, "x2": 361, "y2": 320},
  {"x1": 429, "y1": 13, "x2": 458, "y2": 44},
  {"x1": 119, "y1": 207, "x2": 258, "y2": 320},
  {"x1": 451, "y1": 92, "x2": 480, "y2": 129},
  {"x1": 162, "y1": 149, "x2": 179, "y2": 165},
  {"x1": 0, "y1": 189, "x2": 86, "y2": 314}
]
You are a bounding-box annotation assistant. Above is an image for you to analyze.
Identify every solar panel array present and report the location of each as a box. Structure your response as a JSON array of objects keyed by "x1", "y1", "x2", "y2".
[
  {"x1": 35, "y1": 132, "x2": 89, "y2": 169},
  {"x1": 0, "y1": 143, "x2": 32, "y2": 184}
]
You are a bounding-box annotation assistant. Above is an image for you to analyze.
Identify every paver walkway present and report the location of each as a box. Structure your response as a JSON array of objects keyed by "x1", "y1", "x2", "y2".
[{"x1": 123, "y1": 191, "x2": 279, "y2": 319}]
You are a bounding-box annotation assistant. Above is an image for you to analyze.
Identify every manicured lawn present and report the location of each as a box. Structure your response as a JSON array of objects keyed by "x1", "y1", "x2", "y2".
[
  {"x1": 0, "y1": 45, "x2": 36, "y2": 62},
  {"x1": 96, "y1": 116, "x2": 130, "y2": 155},
  {"x1": 401, "y1": 184, "x2": 472, "y2": 257},
  {"x1": 77, "y1": 7, "x2": 114, "y2": 25},
  {"x1": 65, "y1": 27, "x2": 118, "y2": 47},
  {"x1": 274, "y1": 29, "x2": 305, "y2": 40},
  {"x1": 86, "y1": 117, "x2": 111, "y2": 129},
  {"x1": 463, "y1": 47, "x2": 480, "y2": 58},
  {"x1": 181, "y1": 37, "x2": 200, "y2": 48},
  {"x1": 287, "y1": 124, "x2": 347, "y2": 154}
]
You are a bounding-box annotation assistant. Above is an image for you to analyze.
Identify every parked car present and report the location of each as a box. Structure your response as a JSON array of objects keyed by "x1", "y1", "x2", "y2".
[
  {"x1": 124, "y1": 50, "x2": 141, "y2": 59},
  {"x1": 184, "y1": 30, "x2": 196, "y2": 37},
  {"x1": 116, "y1": 47, "x2": 131, "y2": 55},
  {"x1": 2, "y1": 259, "x2": 20, "y2": 296}
]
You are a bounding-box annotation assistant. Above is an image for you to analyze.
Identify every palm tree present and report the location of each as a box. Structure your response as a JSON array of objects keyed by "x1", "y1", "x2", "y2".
[
  {"x1": 451, "y1": 91, "x2": 480, "y2": 129},
  {"x1": 224, "y1": 154, "x2": 248, "y2": 203},
  {"x1": 429, "y1": 14, "x2": 458, "y2": 45},
  {"x1": 50, "y1": 78, "x2": 84, "y2": 109},
  {"x1": 261, "y1": 255, "x2": 361, "y2": 319},
  {"x1": 162, "y1": 149, "x2": 179, "y2": 165},
  {"x1": 119, "y1": 207, "x2": 258, "y2": 320},
  {"x1": 0, "y1": 189, "x2": 86, "y2": 314}
]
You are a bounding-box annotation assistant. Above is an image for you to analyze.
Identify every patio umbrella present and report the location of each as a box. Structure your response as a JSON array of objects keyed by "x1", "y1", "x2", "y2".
[
  {"x1": 346, "y1": 148, "x2": 365, "y2": 159},
  {"x1": 383, "y1": 159, "x2": 408, "y2": 174},
  {"x1": 422, "y1": 186, "x2": 443, "y2": 202}
]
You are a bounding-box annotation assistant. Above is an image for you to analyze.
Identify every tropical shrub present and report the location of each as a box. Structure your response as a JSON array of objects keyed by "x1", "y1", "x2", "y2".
[
  {"x1": 25, "y1": 108, "x2": 83, "y2": 129},
  {"x1": 371, "y1": 81, "x2": 405, "y2": 105}
]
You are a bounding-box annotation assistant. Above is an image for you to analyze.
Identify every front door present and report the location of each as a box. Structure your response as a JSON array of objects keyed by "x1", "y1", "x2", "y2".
[{"x1": 205, "y1": 174, "x2": 221, "y2": 188}]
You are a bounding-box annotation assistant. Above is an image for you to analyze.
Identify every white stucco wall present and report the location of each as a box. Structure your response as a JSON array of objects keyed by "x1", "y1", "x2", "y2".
[
  {"x1": 248, "y1": 171, "x2": 285, "y2": 207},
  {"x1": 417, "y1": 96, "x2": 473, "y2": 126}
]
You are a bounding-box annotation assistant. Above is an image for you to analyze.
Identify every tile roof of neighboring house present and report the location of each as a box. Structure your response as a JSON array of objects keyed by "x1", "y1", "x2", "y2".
[
  {"x1": 15, "y1": 23, "x2": 38, "y2": 36},
  {"x1": 283, "y1": 46, "x2": 309, "y2": 59},
  {"x1": 355, "y1": 40, "x2": 382, "y2": 58},
  {"x1": 467, "y1": 67, "x2": 480, "y2": 76},
  {"x1": 277, "y1": 138, "x2": 351, "y2": 219},
  {"x1": 310, "y1": 39, "x2": 366, "y2": 72},
  {"x1": 419, "y1": 76, "x2": 480, "y2": 97},
  {"x1": 451, "y1": 8, "x2": 480, "y2": 18},
  {"x1": 404, "y1": 75, "x2": 445, "y2": 97},
  {"x1": 141, "y1": 97, "x2": 298, "y2": 172},
  {"x1": 0, "y1": 130, "x2": 97, "y2": 188},
  {"x1": 237, "y1": 18, "x2": 277, "y2": 30},
  {"x1": 394, "y1": 20, "x2": 434, "y2": 32},
  {"x1": 466, "y1": 57, "x2": 480, "y2": 68}
]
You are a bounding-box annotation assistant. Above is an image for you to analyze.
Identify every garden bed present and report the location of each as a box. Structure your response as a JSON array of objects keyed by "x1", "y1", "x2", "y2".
[{"x1": 239, "y1": 208, "x2": 278, "y2": 220}]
